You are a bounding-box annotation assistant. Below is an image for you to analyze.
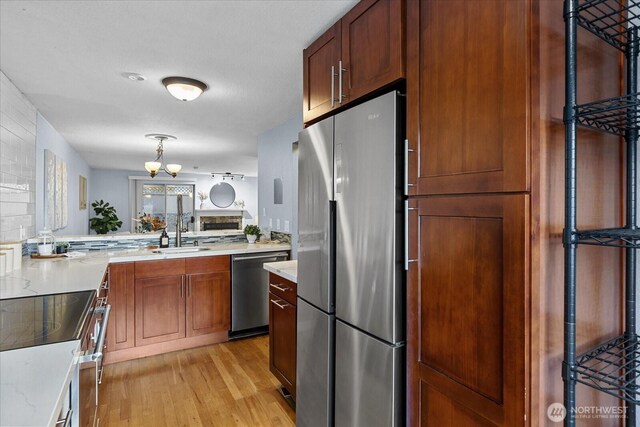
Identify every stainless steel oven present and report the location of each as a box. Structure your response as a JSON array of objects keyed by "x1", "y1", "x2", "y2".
[{"x1": 78, "y1": 270, "x2": 111, "y2": 427}]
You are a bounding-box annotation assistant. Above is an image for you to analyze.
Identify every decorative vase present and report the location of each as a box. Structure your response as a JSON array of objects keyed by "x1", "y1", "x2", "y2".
[
  {"x1": 246, "y1": 234, "x2": 257, "y2": 244},
  {"x1": 200, "y1": 202, "x2": 205, "y2": 209}
]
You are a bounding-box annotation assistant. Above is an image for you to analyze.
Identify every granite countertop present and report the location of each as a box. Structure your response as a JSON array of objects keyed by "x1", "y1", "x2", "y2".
[
  {"x1": 263, "y1": 260, "x2": 297, "y2": 283},
  {"x1": 0, "y1": 340, "x2": 79, "y2": 427},
  {"x1": 0, "y1": 241, "x2": 291, "y2": 426}
]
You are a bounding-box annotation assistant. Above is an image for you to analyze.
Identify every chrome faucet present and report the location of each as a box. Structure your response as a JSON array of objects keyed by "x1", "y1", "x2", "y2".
[{"x1": 176, "y1": 195, "x2": 183, "y2": 247}]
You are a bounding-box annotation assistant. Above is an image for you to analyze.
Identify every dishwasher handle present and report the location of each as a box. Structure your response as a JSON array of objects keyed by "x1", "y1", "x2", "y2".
[{"x1": 233, "y1": 252, "x2": 289, "y2": 262}]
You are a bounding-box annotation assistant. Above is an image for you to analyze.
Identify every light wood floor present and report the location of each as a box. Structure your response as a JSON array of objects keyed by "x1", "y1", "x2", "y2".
[{"x1": 98, "y1": 335, "x2": 296, "y2": 427}]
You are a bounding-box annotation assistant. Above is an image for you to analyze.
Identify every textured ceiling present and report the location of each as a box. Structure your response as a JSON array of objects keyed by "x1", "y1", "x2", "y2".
[{"x1": 0, "y1": 0, "x2": 356, "y2": 176}]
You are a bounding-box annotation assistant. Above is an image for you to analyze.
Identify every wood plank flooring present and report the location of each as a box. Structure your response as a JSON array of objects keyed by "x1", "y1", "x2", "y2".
[{"x1": 98, "y1": 335, "x2": 296, "y2": 427}]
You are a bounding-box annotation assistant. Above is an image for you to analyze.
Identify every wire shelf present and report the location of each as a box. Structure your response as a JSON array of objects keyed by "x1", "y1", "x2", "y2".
[
  {"x1": 575, "y1": 228, "x2": 640, "y2": 248},
  {"x1": 574, "y1": 334, "x2": 640, "y2": 405},
  {"x1": 576, "y1": 0, "x2": 640, "y2": 52},
  {"x1": 574, "y1": 94, "x2": 640, "y2": 137}
]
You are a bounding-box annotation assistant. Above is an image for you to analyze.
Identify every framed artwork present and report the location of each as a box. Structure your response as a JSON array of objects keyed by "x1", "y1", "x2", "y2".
[
  {"x1": 79, "y1": 175, "x2": 87, "y2": 210},
  {"x1": 44, "y1": 149, "x2": 68, "y2": 230}
]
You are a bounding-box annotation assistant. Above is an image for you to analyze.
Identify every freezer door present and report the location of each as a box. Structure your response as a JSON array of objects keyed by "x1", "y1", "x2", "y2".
[
  {"x1": 298, "y1": 118, "x2": 335, "y2": 313},
  {"x1": 335, "y1": 320, "x2": 404, "y2": 427},
  {"x1": 296, "y1": 297, "x2": 334, "y2": 427},
  {"x1": 334, "y1": 91, "x2": 404, "y2": 343}
]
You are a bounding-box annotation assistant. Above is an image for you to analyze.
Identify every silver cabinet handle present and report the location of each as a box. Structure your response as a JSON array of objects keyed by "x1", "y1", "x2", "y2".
[
  {"x1": 331, "y1": 65, "x2": 336, "y2": 108},
  {"x1": 270, "y1": 283, "x2": 290, "y2": 292},
  {"x1": 188, "y1": 276, "x2": 192, "y2": 297},
  {"x1": 405, "y1": 138, "x2": 415, "y2": 196},
  {"x1": 338, "y1": 60, "x2": 348, "y2": 103},
  {"x1": 181, "y1": 276, "x2": 184, "y2": 298},
  {"x1": 272, "y1": 299, "x2": 291, "y2": 309},
  {"x1": 405, "y1": 201, "x2": 418, "y2": 270}
]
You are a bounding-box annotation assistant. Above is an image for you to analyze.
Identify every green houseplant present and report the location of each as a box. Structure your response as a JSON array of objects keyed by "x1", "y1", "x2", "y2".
[
  {"x1": 243, "y1": 224, "x2": 261, "y2": 244},
  {"x1": 89, "y1": 200, "x2": 123, "y2": 234}
]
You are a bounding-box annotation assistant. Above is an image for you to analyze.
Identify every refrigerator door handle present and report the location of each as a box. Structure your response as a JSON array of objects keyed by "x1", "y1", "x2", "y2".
[
  {"x1": 335, "y1": 143, "x2": 343, "y2": 194},
  {"x1": 331, "y1": 65, "x2": 336, "y2": 108}
]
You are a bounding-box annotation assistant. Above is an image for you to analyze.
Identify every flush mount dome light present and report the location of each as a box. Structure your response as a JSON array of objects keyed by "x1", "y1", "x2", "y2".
[{"x1": 162, "y1": 76, "x2": 208, "y2": 101}]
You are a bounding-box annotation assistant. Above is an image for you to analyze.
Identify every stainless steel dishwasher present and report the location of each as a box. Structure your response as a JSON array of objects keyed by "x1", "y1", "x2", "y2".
[{"x1": 231, "y1": 251, "x2": 289, "y2": 335}]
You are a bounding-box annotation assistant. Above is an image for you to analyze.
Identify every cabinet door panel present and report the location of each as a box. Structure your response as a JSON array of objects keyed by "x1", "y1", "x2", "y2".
[
  {"x1": 106, "y1": 263, "x2": 135, "y2": 351},
  {"x1": 303, "y1": 22, "x2": 341, "y2": 124},
  {"x1": 135, "y1": 275, "x2": 185, "y2": 346},
  {"x1": 269, "y1": 293, "x2": 296, "y2": 397},
  {"x1": 407, "y1": 0, "x2": 528, "y2": 195},
  {"x1": 407, "y1": 195, "x2": 529, "y2": 426},
  {"x1": 186, "y1": 271, "x2": 230, "y2": 337},
  {"x1": 341, "y1": 0, "x2": 404, "y2": 103}
]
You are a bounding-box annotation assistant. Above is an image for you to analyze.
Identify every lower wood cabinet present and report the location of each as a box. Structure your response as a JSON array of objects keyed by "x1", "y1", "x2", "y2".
[
  {"x1": 187, "y1": 271, "x2": 230, "y2": 337},
  {"x1": 106, "y1": 262, "x2": 135, "y2": 351},
  {"x1": 105, "y1": 256, "x2": 231, "y2": 363},
  {"x1": 268, "y1": 273, "x2": 297, "y2": 399},
  {"x1": 407, "y1": 194, "x2": 529, "y2": 426},
  {"x1": 135, "y1": 275, "x2": 186, "y2": 346}
]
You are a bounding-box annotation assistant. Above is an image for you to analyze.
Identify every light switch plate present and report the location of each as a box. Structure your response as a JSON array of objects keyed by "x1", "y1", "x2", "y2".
[
  {"x1": 284, "y1": 220, "x2": 290, "y2": 232},
  {"x1": 276, "y1": 218, "x2": 281, "y2": 230},
  {"x1": 269, "y1": 218, "x2": 273, "y2": 227},
  {"x1": 263, "y1": 208, "x2": 266, "y2": 216}
]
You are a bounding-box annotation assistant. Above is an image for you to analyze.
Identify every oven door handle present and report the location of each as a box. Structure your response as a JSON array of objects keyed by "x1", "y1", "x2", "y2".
[{"x1": 80, "y1": 305, "x2": 111, "y2": 364}]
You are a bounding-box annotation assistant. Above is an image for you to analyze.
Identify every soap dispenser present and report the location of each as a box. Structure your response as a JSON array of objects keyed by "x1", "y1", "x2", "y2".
[{"x1": 160, "y1": 228, "x2": 169, "y2": 248}]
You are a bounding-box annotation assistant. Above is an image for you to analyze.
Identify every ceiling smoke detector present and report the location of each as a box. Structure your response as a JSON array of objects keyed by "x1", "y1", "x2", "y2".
[{"x1": 122, "y1": 72, "x2": 146, "y2": 82}]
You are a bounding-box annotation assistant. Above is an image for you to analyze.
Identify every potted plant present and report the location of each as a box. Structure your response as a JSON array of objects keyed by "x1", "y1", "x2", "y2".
[
  {"x1": 243, "y1": 224, "x2": 261, "y2": 244},
  {"x1": 89, "y1": 200, "x2": 123, "y2": 234},
  {"x1": 55, "y1": 242, "x2": 70, "y2": 254}
]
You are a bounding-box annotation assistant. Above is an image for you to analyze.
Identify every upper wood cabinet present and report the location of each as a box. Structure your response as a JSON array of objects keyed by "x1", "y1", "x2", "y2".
[
  {"x1": 406, "y1": 0, "x2": 529, "y2": 195},
  {"x1": 303, "y1": 0, "x2": 404, "y2": 125}
]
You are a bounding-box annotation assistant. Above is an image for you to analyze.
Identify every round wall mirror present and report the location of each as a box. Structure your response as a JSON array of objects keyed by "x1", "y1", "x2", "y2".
[{"x1": 209, "y1": 182, "x2": 236, "y2": 208}]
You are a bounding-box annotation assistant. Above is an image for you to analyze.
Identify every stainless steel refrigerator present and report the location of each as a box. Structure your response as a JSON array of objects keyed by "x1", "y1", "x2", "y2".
[{"x1": 297, "y1": 91, "x2": 405, "y2": 427}]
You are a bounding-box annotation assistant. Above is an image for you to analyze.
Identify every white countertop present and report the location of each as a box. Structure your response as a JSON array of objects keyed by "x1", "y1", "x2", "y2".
[
  {"x1": 263, "y1": 260, "x2": 297, "y2": 283},
  {"x1": 0, "y1": 340, "x2": 79, "y2": 427},
  {"x1": 0, "y1": 242, "x2": 291, "y2": 299},
  {"x1": 0, "y1": 241, "x2": 291, "y2": 427},
  {"x1": 25, "y1": 229, "x2": 243, "y2": 243}
]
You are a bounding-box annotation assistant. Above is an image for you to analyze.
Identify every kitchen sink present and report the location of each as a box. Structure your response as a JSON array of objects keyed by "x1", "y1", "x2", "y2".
[{"x1": 152, "y1": 247, "x2": 211, "y2": 254}]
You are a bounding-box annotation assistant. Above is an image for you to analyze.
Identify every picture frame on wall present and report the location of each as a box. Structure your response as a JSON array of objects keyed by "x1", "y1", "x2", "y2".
[
  {"x1": 44, "y1": 149, "x2": 68, "y2": 230},
  {"x1": 79, "y1": 175, "x2": 87, "y2": 210}
]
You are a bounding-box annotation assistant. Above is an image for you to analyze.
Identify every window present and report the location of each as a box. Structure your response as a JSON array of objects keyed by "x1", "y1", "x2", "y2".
[{"x1": 135, "y1": 182, "x2": 195, "y2": 232}]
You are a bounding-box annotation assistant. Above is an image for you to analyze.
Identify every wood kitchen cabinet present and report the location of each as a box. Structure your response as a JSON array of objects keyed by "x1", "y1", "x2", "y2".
[
  {"x1": 268, "y1": 272, "x2": 297, "y2": 399},
  {"x1": 135, "y1": 275, "x2": 186, "y2": 346},
  {"x1": 405, "y1": 0, "x2": 625, "y2": 425},
  {"x1": 105, "y1": 256, "x2": 231, "y2": 364},
  {"x1": 407, "y1": 195, "x2": 529, "y2": 426},
  {"x1": 303, "y1": 0, "x2": 404, "y2": 125},
  {"x1": 105, "y1": 262, "x2": 135, "y2": 351}
]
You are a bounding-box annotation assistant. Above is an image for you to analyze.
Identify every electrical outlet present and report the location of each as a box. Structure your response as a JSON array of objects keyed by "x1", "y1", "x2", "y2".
[
  {"x1": 269, "y1": 218, "x2": 273, "y2": 227},
  {"x1": 284, "y1": 220, "x2": 290, "y2": 232},
  {"x1": 276, "y1": 218, "x2": 281, "y2": 230}
]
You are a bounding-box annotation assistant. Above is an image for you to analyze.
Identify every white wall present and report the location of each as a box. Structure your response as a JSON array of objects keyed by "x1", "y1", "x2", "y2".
[
  {"x1": 90, "y1": 169, "x2": 258, "y2": 233},
  {"x1": 257, "y1": 113, "x2": 301, "y2": 257},
  {"x1": 35, "y1": 112, "x2": 91, "y2": 236},
  {"x1": 0, "y1": 70, "x2": 37, "y2": 242}
]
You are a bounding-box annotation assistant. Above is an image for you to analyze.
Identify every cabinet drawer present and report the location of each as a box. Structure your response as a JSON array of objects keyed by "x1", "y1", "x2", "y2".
[
  {"x1": 186, "y1": 256, "x2": 230, "y2": 274},
  {"x1": 269, "y1": 273, "x2": 297, "y2": 305},
  {"x1": 134, "y1": 259, "x2": 185, "y2": 279}
]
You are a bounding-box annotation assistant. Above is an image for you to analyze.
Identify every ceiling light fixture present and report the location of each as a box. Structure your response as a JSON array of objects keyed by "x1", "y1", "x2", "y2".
[
  {"x1": 144, "y1": 134, "x2": 182, "y2": 178},
  {"x1": 212, "y1": 172, "x2": 245, "y2": 181},
  {"x1": 162, "y1": 76, "x2": 208, "y2": 101}
]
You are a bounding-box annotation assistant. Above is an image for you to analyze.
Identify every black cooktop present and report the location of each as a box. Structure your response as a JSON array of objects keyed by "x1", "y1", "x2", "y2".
[{"x1": 0, "y1": 290, "x2": 95, "y2": 352}]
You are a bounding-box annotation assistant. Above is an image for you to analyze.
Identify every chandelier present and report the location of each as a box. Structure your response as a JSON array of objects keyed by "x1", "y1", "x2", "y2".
[{"x1": 144, "y1": 134, "x2": 182, "y2": 178}]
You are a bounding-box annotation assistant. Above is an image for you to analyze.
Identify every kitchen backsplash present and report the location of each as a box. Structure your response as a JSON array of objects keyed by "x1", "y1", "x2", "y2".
[
  {"x1": 0, "y1": 71, "x2": 37, "y2": 242},
  {"x1": 25, "y1": 232, "x2": 248, "y2": 254}
]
